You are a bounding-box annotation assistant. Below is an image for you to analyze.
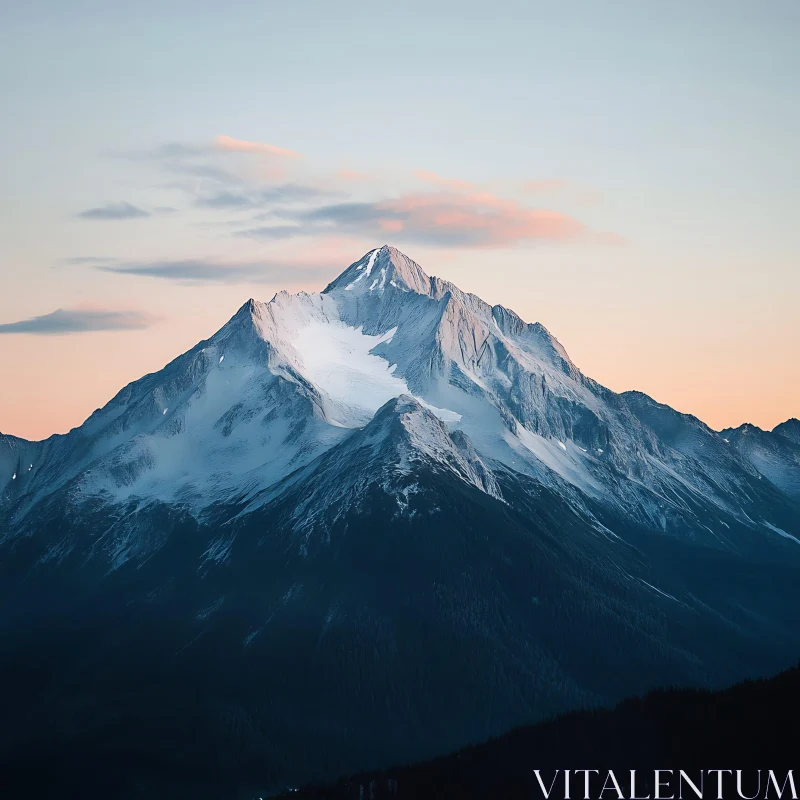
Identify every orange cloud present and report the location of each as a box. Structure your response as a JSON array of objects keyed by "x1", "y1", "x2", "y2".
[
  {"x1": 379, "y1": 219, "x2": 404, "y2": 233},
  {"x1": 215, "y1": 135, "x2": 301, "y2": 158}
]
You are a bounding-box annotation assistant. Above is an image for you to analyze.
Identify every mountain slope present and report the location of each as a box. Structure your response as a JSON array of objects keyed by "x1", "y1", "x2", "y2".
[
  {"x1": 1, "y1": 245, "x2": 799, "y2": 794},
  {"x1": 720, "y1": 422, "x2": 800, "y2": 502},
  {"x1": 773, "y1": 417, "x2": 800, "y2": 444},
  {"x1": 3, "y1": 246, "x2": 797, "y2": 546},
  {"x1": 3, "y1": 394, "x2": 799, "y2": 794}
]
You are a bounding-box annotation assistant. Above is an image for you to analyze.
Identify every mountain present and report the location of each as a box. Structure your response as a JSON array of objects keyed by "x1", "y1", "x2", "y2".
[
  {"x1": 1, "y1": 246, "x2": 799, "y2": 797},
  {"x1": 719, "y1": 422, "x2": 800, "y2": 502},
  {"x1": 773, "y1": 417, "x2": 800, "y2": 444}
]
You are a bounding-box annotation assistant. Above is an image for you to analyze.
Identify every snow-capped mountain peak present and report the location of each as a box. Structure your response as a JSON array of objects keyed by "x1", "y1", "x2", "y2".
[
  {"x1": 4, "y1": 249, "x2": 800, "y2": 798},
  {"x1": 324, "y1": 245, "x2": 432, "y2": 296},
  {"x1": 2, "y1": 246, "x2": 798, "y2": 553}
]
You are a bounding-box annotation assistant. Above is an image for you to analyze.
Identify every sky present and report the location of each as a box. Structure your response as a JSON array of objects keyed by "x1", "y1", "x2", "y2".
[{"x1": 1, "y1": 0, "x2": 798, "y2": 441}]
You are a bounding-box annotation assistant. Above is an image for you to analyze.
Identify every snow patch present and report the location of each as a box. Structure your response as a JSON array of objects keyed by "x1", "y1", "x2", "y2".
[
  {"x1": 364, "y1": 247, "x2": 379, "y2": 276},
  {"x1": 762, "y1": 520, "x2": 800, "y2": 546},
  {"x1": 639, "y1": 579, "x2": 679, "y2": 602},
  {"x1": 418, "y1": 398, "x2": 461, "y2": 423},
  {"x1": 345, "y1": 248, "x2": 380, "y2": 290},
  {"x1": 292, "y1": 319, "x2": 460, "y2": 427},
  {"x1": 513, "y1": 425, "x2": 602, "y2": 497}
]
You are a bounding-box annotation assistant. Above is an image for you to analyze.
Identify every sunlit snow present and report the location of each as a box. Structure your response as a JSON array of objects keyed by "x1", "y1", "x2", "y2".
[
  {"x1": 762, "y1": 521, "x2": 800, "y2": 546},
  {"x1": 293, "y1": 319, "x2": 460, "y2": 427},
  {"x1": 345, "y1": 248, "x2": 379, "y2": 290},
  {"x1": 363, "y1": 247, "x2": 379, "y2": 276},
  {"x1": 513, "y1": 425, "x2": 604, "y2": 498}
]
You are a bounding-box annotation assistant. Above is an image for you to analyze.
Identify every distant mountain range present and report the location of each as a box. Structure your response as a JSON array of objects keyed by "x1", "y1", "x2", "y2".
[{"x1": 1, "y1": 246, "x2": 799, "y2": 796}]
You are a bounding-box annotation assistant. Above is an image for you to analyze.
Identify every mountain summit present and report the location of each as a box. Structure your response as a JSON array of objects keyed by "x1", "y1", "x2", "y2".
[
  {"x1": 324, "y1": 244, "x2": 432, "y2": 295},
  {"x1": 1, "y1": 246, "x2": 799, "y2": 794},
  {"x1": 4, "y1": 246, "x2": 795, "y2": 537}
]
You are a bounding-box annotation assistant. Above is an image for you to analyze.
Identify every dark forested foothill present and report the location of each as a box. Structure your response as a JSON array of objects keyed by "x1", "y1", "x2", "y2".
[{"x1": 278, "y1": 662, "x2": 800, "y2": 800}]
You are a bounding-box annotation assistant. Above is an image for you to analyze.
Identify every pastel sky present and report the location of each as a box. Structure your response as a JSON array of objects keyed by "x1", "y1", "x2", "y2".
[{"x1": 1, "y1": 1, "x2": 798, "y2": 441}]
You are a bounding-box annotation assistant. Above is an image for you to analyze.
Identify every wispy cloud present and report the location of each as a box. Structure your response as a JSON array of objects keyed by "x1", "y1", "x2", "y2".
[
  {"x1": 61, "y1": 256, "x2": 118, "y2": 265},
  {"x1": 115, "y1": 141, "x2": 246, "y2": 187},
  {"x1": 118, "y1": 142, "x2": 206, "y2": 160},
  {"x1": 215, "y1": 135, "x2": 301, "y2": 159},
  {"x1": 414, "y1": 169, "x2": 475, "y2": 192},
  {"x1": 239, "y1": 190, "x2": 587, "y2": 248},
  {"x1": 338, "y1": 168, "x2": 375, "y2": 182},
  {"x1": 0, "y1": 308, "x2": 155, "y2": 335},
  {"x1": 165, "y1": 161, "x2": 241, "y2": 184},
  {"x1": 100, "y1": 141, "x2": 618, "y2": 250},
  {"x1": 196, "y1": 183, "x2": 333, "y2": 210},
  {"x1": 95, "y1": 257, "x2": 338, "y2": 285},
  {"x1": 77, "y1": 202, "x2": 149, "y2": 220}
]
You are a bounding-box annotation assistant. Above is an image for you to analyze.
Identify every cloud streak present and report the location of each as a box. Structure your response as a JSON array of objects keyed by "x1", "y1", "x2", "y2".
[
  {"x1": 239, "y1": 190, "x2": 587, "y2": 248},
  {"x1": 414, "y1": 169, "x2": 475, "y2": 192},
  {"x1": 99, "y1": 142, "x2": 618, "y2": 249},
  {"x1": 0, "y1": 308, "x2": 155, "y2": 335},
  {"x1": 196, "y1": 183, "x2": 334, "y2": 210},
  {"x1": 215, "y1": 135, "x2": 301, "y2": 158},
  {"x1": 95, "y1": 258, "x2": 338, "y2": 285},
  {"x1": 62, "y1": 256, "x2": 117, "y2": 265},
  {"x1": 77, "y1": 202, "x2": 150, "y2": 220}
]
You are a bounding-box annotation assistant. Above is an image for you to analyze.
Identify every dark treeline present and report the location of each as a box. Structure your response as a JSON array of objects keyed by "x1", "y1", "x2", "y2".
[{"x1": 280, "y1": 661, "x2": 800, "y2": 800}]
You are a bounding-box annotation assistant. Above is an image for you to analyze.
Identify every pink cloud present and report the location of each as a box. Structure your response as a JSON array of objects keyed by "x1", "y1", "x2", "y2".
[
  {"x1": 378, "y1": 190, "x2": 586, "y2": 247},
  {"x1": 231, "y1": 162, "x2": 620, "y2": 250},
  {"x1": 215, "y1": 135, "x2": 301, "y2": 159}
]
